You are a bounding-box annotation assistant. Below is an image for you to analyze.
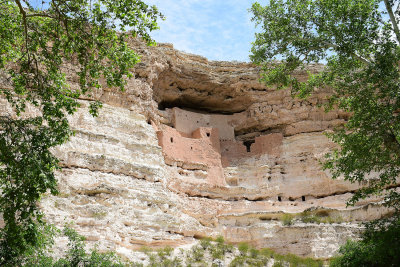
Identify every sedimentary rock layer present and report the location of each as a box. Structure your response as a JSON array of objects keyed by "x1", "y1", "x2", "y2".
[{"x1": 0, "y1": 39, "x2": 391, "y2": 261}]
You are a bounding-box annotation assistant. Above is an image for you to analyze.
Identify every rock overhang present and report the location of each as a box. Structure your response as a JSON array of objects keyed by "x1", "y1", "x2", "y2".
[{"x1": 8, "y1": 38, "x2": 393, "y2": 261}]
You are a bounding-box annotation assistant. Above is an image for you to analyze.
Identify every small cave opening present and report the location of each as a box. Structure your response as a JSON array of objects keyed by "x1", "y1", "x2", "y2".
[
  {"x1": 302, "y1": 196, "x2": 306, "y2": 201},
  {"x1": 170, "y1": 137, "x2": 173, "y2": 143},
  {"x1": 156, "y1": 98, "x2": 242, "y2": 115},
  {"x1": 206, "y1": 132, "x2": 210, "y2": 137},
  {"x1": 158, "y1": 100, "x2": 180, "y2": 111},
  {"x1": 243, "y1": 140, "x2": 255, "y2": 153},
  {"x1": 278, "y1": 196, "x2": 282, "y2": 202}
]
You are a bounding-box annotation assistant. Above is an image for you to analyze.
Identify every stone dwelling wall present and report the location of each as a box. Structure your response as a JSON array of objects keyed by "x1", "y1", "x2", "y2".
[
  {"x1": 170, "y1": 107, "x2": 246, "y2": 141},
  {"x1": 156, "y1": 125, "x2": 225, "y2": 186},
  {"x1": 158, "y1": 108, "x2": 285, "y2": 186},
  {"x1": 221, "y1": 133, "x2": 283, "y2": 167}
]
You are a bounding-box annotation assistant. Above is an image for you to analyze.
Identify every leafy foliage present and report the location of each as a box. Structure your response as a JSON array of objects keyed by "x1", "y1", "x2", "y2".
[
  {"x1": 251, "y1": 0, "x2": 400, "y2": 208},
  {"x1": 251, "y1": 1, "x2": 400, "y2": 265},
  {"x1": 0, "y1": 0, "x2": 162, "y2": 264},
  {"x1": 330, "y1": 215, "x2": 400, "y2": 267},
  {"x1": 23, "y1": 226, "x2": 125, "y2": 267}
]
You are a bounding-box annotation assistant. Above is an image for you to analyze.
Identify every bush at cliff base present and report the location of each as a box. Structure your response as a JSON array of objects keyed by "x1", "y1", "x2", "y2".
[
  {"x1": 20, "y1": 227, "x2": 124, "y2": 267},
  {"x1": 330, "y1": 214, "x2": 400, "y2": 267}
]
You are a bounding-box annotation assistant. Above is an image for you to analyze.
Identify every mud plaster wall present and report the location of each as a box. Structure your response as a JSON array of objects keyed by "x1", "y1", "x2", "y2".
[
  {"x1": 221, "y1": 133, "x2": 283, "y2": 167},
  {"x1": 170, "y1": 107, "x2": 246, "y2": 141},
  {"x1": 157, "y1": 126, "x2": 225, "y2": 186}
]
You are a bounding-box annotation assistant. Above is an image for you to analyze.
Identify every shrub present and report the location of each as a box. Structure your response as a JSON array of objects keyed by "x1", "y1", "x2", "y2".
[
  {"x1": 320, "y1": 216, "x2": 344, "y2": 224},
  {"x1": 230, "y1": 256, "x2": 246, "y2": 266},
  {"x1": 300, "y1": 211, "x2": 321, "y2": 224},
  {"x1": 23, "y1": 226, "x2": 125, "y2": 267},
  {"x1": 249, "y1": 248, "x2": 259, "y2": 258},
  {"x1": 200, "y1": 238, "x2": 212, "y2": 249},
  {"x1": 281, "y1": 213, "x2": 294, "y2": 226},
  {"x1": 190, "y1": 245, "x2": 205, "y2": 262},
  {"x1": 210, "y1": 245, "x2": 225, "y2": 260},
  {"x1": 238, "y1": 242, "x2": 249, "y2": 256},
  {"x1": 272, "y1": 261, "x2": 284, "y2": 267},
  {"x1": 215, "y1": 235, "x2": 225, "y2": 245},
  {"x1": 157, "y1": 246, "x2": 173, "y2": 260}
]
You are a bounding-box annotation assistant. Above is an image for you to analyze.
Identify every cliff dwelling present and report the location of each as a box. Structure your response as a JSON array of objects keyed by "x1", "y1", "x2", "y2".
[
  {"x1": 149, "y1": 57, "x2": 351, "y2": 203},
  {"x1": 21, "y1": 40, "x2": 392, "y2": 262},
  {"x1": 2, "y1": 0, "x2": 400, "y2": 263},
  {"x1": 156, "y1": 107, "x2": 284, "y2": 189}
]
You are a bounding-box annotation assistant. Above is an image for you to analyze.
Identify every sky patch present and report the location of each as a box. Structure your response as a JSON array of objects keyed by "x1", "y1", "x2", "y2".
[{"x1": 145, "y1": 0, "x2": 260, "y2": 62}]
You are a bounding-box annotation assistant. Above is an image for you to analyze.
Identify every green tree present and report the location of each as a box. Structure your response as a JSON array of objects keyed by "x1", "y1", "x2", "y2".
[
  {"x1": 0, "y1": 0, "x2": 162, "y2": 265},
  {"x1": 251, "y1": 0, "x2": 400, "y2": 209},
  {"x1": 250, "y1": 0, "x2": 400, "y2": 265},
  {"x1": 330, "y1": 215, "x2": 400, "y2": 266}
]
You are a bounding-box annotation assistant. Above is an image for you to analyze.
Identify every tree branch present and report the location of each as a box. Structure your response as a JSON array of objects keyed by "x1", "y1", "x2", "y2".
[
  {"x1": 14, "y1": 0, "x2": 29, "y2": 62},
  {"x1": 321, "y1": 41, "x2": 372, "y2": 65},
  {"x1": 384, "y1": 0, "x2": 400, "y2": 44},
  {"x1": 14, "y1": 0, "x2": 26, "y2": 20},
  {"x1": 295, "y1": 36, "x2": 372, "y2": 65},
  {"x1": 26, "y1": 13, "x2": 56, "y2": 19}
]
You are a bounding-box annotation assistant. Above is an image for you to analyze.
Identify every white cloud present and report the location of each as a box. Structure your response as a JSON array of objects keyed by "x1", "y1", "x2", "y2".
[{"x1": 145, "y1": 0, "x2": 258, "y2": 62}]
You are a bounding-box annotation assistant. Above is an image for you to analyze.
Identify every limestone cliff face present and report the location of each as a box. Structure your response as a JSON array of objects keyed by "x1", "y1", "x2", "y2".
[{"x1": 13, "y1": 39, "x2": 391, "y2": 260}]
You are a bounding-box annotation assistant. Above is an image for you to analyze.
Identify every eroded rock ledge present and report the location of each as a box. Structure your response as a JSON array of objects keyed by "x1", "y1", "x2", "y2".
[{"x1": 6, "y1": 39, "x2": 390, "y2": 261}]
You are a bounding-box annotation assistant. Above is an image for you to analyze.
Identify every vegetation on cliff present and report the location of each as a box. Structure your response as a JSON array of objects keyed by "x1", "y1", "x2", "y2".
[
  {"x1": 26, "y1": 230, "x2": 323, "y2": 267},
  {"x1": 251, "y1": 0, "x2": 400, "y2": 265},
  {"x1": 0, "y1": 0, "x2": 162, "y2": 265}
]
